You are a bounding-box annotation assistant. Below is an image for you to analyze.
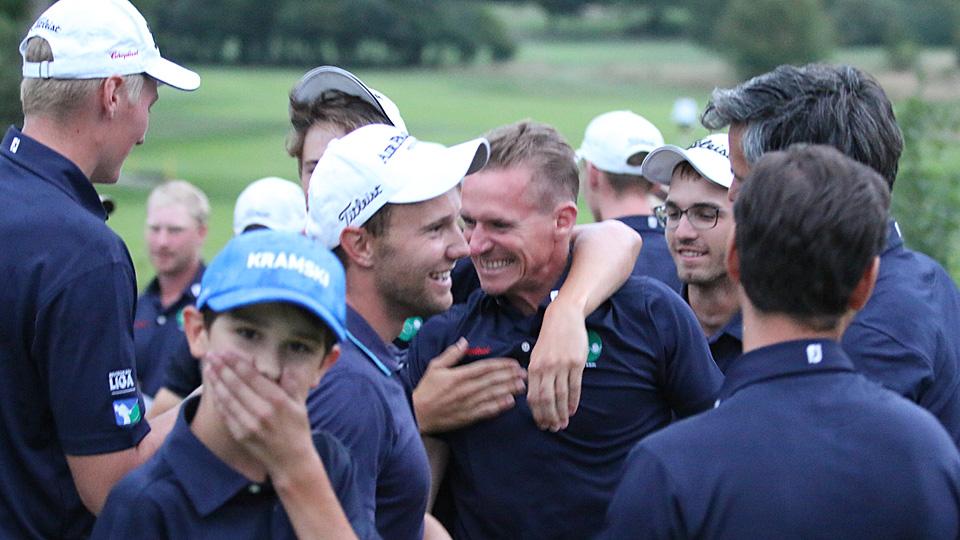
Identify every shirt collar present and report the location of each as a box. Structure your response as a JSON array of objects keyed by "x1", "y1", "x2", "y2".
[
  {"x1": 165, "y1": 395, "x2": 264, "y2": 517},
  {"x1": 884, "y1": 219, "x2": 903, "y2": 254},
  {"x1": 145, "y1": 262, "x2": 207, "y2": 305},
  {"x1": 717, "y1": 339, "x2": 854, "y2": 404},
  {"x1": 615, "y1": 214, "x2": 664, "y2": 233},
  {"x1": 345, "y1": 305, "x2": 401, "y2": 374},
  {"x1": 2, "y1": 126, "x2": 106, "y2": 221}
]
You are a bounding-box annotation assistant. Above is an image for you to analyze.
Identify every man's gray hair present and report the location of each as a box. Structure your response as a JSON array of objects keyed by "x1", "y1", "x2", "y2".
[{"x1": 702, "y1": 63, "x2": 903, "y2": 188}]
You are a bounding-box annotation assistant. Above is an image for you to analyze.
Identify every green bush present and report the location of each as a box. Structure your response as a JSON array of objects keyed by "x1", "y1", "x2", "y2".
[
  {"x1": 0, "y1": 13, "x2": 23, "y2": 130},
  {"x1": 717, "y1": 0, "x2": 834, "y2": 80}
]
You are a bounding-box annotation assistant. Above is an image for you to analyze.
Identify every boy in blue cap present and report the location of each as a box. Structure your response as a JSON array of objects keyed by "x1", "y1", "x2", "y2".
[{"x1": 92, "y1": 230, "x2": 374, "y2": 540}]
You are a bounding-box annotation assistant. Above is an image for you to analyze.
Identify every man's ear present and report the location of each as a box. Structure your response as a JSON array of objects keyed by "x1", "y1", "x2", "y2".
[
  {"x1": 100, "y1": 75, "x2": 125, "y2": 120},
  {"x1": 849, "y1": 256, "x2": 880, "y2": 311},
  {"x1": 182, "y1": 306, "x2": 209, "y2": 359},
  {"x1": 312, "y1": 344, "x2": 341, "y2": 388},
  {"x1": 725, "y1": 227, "x2": 740, "y2": 285},
  {"x1": 339, "y1": 226, "x2": 376, "y2": 269},
  {"x1": 553, "y1": 201, "x2": 578, "y2": 240}
]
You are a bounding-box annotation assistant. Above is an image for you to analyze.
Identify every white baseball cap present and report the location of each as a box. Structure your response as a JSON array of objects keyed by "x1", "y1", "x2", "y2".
[
  {"x1": 233, "y1": 177, "x2": 307, "y2": 236},
  {"x1": 641, "y1": 133, "x2": 733, "y2": 188},
  {"x1": 20, "y1": 0, "x2": 200, "y2": 91},
  {"x1": 290, "y1": 66, "x2": 407, "y2": 132},
  {"x1": 575, "y1": 110, "x2": 664, "y2": 175},
  {"x1": 306, "y1": 124, "x2": 489, "y2": 249}
]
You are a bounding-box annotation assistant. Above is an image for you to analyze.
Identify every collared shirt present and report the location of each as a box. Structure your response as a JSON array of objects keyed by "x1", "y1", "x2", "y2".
[
  {"x1": 403, "y1": 274, "x2": 722, "y2": 540},
  {"x1": 599, "y1": 339, "x2": 960, "y2": 540},
  {"x1": 134, "y1": 264, "x2": 204, "y2": 398},
  {"x1": 91, "y1": 396, "x2": 375, "y2": 540},
  {"x1": 681, "y1": 284, "x2": 743, "y2": 374},
  {"x1": 843, "y1": 219, "x2": 960, "y2": 447},
  {"x1": 616, "y1": 214, "x2": 682, "y2": 293},
  {"x1": 307, "y1": 306, "x2": 430, "y2": 540},
  {"x1": 0, "y1": 126, "x2": 149, "y2": 539}
]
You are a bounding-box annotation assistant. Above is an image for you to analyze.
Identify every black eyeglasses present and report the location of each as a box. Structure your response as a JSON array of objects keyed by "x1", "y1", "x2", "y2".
[{"x1": 654, "y1": 204, "x2": 722, "y2": 230}]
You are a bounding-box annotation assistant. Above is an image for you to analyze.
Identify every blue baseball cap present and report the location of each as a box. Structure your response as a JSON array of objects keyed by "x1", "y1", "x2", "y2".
[{"x1": 196, "y1": 230, "x2": 346, "y2": 342}]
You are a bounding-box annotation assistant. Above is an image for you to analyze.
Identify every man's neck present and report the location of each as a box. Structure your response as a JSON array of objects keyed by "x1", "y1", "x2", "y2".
[
  {"x1": 504, "y1": 251, "x2": 569, "y2": 316},
  {"x1": 595, "y1": 193, "x2": 654, "y2": 221},
  {"x1": 191, "y1": 395, "x2": 268, "y2": 483},
  {"x1": 687, "y1": 277, "x2": 740, "y2": 336},
  {"x1": 157, "y1": 259, "x2": 201, "y2": 308},
  {"x1": 740, "y1": 299, "x2": 845, "y2": 354},
  {"x1": 22, "y1": 115, "x2": 99, "y2": 181},
  {"x1": 345, "y1": 280, "x2": 405, "y2": 345}
]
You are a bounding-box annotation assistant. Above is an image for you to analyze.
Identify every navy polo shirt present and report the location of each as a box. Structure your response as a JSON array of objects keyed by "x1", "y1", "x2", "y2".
[
  {"x1": 91, "y1": 396, "x2": 376, "y2": 540},
  {"x1": 403, "y1": 274, "x2": 722, "y2": 540},
  {"x1": 680, "y1": 285, "x2": 743, "y2": 374},
  {"x1": 616, "y1": 214, "x2": 682, "y2": 293},
  {"x1": 0, "y1": 126, "x2": 149, "y2": 539},
  {"x1": 840, "y1": 219, "x2": 960, "y2": 447},
  {"x1": 161, "y1": 339, "x2": 202, "y2": 398},
  {"x1": 598, "y1": 339, "x2": 960, "y2": 540},
  {"x1": 307, "y1": 306, "x2": 431, "y2": 540},
  {"x1": 134, "y1": 265, "x2": 204, "y2": 398}
]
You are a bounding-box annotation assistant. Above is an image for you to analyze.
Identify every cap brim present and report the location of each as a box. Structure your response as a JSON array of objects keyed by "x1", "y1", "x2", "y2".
[
  {"x1": 642, "y1": 145, "x2": 733, "y2": 188},
  {"x1": 290, "y1": 66, "x2": 395, "y2": 126},
  {"x1": 204, "y1": 287, "x2": 346, "y2": 342},
  {"x1": 390, "y1": 137, "x2": 490, "y2": 204},
  {"x1": 146, "y1": 57, "x2": 200, "y2": 91}
]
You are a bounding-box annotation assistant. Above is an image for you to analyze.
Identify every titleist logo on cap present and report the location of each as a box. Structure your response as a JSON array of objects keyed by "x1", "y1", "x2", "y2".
[
  {"x1": 339, "y1": 185, "x2": 383, "y2": 225},
  {"x1": 689, "y1": 137, "x2": 729, "y2": 157},
  {"x1": 32, "y1": 18, "x2": 61, "y2": 32}
]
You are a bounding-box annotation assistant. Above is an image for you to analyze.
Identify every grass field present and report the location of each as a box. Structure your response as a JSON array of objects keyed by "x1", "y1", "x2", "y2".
[{"x1": 95, "y1": 39, "x2": 960, "y2": 288}]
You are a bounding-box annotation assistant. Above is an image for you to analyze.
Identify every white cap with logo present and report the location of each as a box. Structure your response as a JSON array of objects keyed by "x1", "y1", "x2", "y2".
[
  {"x1": 305, "y1": 124, "x2": 489, "y2": 249},
  {"x1": 21, "y1": 0, "x2": 200, "y2": 91},
  {"x1": 576, "y1": 110, "x2": 664, "y2": 175},
  {"x1": 641, "y1": 133, "x2": 733, "y2": 189},
  {"x1": 233, "y1": 177, "x2": 307, "y2": 236},
  {"x1": 290, "y1": 66, "x2": 406, "y2": 132}
]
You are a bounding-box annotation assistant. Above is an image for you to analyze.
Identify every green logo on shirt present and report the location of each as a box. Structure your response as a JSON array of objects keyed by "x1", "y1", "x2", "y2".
[
  {"x1": 586, "y1": 330, "x2": 602, "y2": 367},
  {"x1": 398, "y1": 317, "x2": 423, "y2": 342}
]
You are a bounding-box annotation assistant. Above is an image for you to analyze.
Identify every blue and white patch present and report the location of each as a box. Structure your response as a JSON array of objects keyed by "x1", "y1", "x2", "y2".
[{"x1": 112, "y1": 398, "x2": 141, "y2": 426}]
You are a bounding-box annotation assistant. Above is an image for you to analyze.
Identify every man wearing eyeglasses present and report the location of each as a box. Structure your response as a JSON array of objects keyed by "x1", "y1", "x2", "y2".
[{"x1": 641, "y1": 134, "x2": 742, "y2": 373}]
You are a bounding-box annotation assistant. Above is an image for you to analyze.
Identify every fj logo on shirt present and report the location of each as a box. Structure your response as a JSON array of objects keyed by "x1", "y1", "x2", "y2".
[
  {"x1": 10, "y1": 137, "x2": 20, "y2": 153},
  {"x1": 112, "y1": 398, "x2": 141, "y2": 426},
  {"x1": 806, "y1": 343, "x2": 823, "y2": 365},
  {"x1": 109, "y1": 369, "x2": 135, "y2": 393},
  {"x1": 586, "y1": 330, "x2": 602, "y2": 368}
]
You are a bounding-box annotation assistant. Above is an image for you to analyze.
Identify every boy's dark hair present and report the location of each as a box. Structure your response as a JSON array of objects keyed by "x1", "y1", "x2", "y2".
[
  {"x1": 734, "y1": 144, "x2": 890, "y2": 331},
  {"x1": 200, "y1": 305, "x2": 337, "y2": 351},
  {"x1": 702, "y1": 63, "x2": 903, "y2": 190}
]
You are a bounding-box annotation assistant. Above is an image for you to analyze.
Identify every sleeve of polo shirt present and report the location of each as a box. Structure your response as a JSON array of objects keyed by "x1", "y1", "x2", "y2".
[
  {"x1": 646, "y1": 282, "x2": 724, "y2": 418},
  {"x1": 161, "y1": 340, "x2": 202, "y2": 398},
  {"x1": 37, "y1": 261, "x2": 150, "y2": 456},
  {"x1": 312, "y1": 430, "x2": 383, "y2": 540},
  {"x1": 596, "y1": 444, "x2": 686, "y2": 540},
  {"x1": 308, "y1": 373, "x2": 393, "y2": 534}
]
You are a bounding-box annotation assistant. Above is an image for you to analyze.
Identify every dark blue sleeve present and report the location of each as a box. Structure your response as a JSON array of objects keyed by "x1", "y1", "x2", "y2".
[
  {"x1": 161, "y1": 340, "x2": 202, "y2": 398},
  {"x1": 312, "y1": 430, "x2": 382, "y2": 540},
  {"x1": 38, "y1": 261, "x2": 150, "y2": 455},
  {"x1": 596, "y1": 444, "x2": 684, "y2": 540},
  {"x1": 645, "y1": 281, "x2": 723, "y2": 418},
  {"x1": 308, "y1": 372, "x2": 391, "y2": 533}
]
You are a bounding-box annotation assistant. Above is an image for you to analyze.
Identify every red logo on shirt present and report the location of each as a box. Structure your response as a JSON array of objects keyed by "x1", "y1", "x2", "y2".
[{"x1": 465, "y1": 347, "x2": 490, "y2": 356}]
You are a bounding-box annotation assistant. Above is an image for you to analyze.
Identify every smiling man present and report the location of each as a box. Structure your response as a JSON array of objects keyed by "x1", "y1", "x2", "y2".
[
  {"x1": 402, "y1": 120, "x2": 722, "y2": 540},
  {"x1": 642, "y1": 134, "x2": 742, "y2": 372},
  {"x1": 305, "y1": 123, "x2": 490, "y2": 540}
]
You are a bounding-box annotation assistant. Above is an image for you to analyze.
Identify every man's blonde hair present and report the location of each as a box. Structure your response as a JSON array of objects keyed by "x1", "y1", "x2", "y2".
[
  {"x1": 147, "y1": 180, "x2": 211, "y2": 225},
  {"x1": 20, "y1": 37, "x2": 146, "y2": 120}
]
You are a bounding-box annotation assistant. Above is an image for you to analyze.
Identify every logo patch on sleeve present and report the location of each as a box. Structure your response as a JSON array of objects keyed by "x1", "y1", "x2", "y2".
[
  {"x1": 113, "y1": 398, "x2": 142, "y2": 426},
  {"x1": 109, "y1": 369, "x2": 136, "y2": 395}
]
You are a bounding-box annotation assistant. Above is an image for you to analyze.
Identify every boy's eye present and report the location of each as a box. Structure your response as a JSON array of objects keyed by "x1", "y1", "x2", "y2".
[
  {"x1": 236, "y1": 327, "x2": 259, "y2": 340},
  {"x1": 288, "y1": 341, "x2": 314, "y2": 354}
]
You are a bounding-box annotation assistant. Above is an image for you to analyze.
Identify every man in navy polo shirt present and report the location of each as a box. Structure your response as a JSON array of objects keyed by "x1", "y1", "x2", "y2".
[
  {"x1": 135, "y1": 180, "x2": 208, "y2": 410},
  {"x1": 599, "y1": 145, "x2": 960, "y2": 540},
  {"x1": 0, "y1": 0, "x2": 200, "y2": 538},
  {"x1": 403, "y1": 120, "x2": 723, "y2": 540},
  {"x1": 702, "y1": 63, "x2": 960, "y2": 446},
  {"x1": 641, "y1": 134, "x2": 742, "y2": 373},
  {"x1": 304, "y1": 123, "x2": 492, "y2": 540},
  {"x1": 576, "y1": 110, "x2": 681, "y2": 292}
]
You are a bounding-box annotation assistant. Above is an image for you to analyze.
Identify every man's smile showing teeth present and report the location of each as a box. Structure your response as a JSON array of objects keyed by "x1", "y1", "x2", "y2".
[
  {"x1": 429, "y1": 270, "x2": 452, "y2": 281},
  {"x1": 480, "y1": 259, "x2": 513, "y2": 269}
]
